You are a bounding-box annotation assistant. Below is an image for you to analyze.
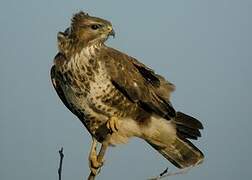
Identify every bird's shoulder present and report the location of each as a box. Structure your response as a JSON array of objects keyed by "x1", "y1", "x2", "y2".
[
  {"x1": 98, "y1": 46, "x2": 176, "y2": 119},
  {"x1": 99, "y1": 47, "x2": 176, "y2": 100}
]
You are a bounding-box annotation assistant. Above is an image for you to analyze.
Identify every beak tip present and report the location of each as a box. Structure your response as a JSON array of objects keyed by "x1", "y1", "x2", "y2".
[
  {"x1": 109, "y1": 29, "x2": 115, "y2": 38},
  {"x1": 106, "y1": 24, "x2": 115, "y2": 38}
]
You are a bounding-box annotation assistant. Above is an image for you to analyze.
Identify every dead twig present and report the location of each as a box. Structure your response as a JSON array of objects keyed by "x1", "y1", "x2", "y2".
[
  {"x1": 147, "y1": 166, "x2": 192, "y2": 180},
  {"x1": 160, "y1": 167, "x2": 169, "y2": 177},
  {"x1": 58, "y1": 147, "x2": 64, "y2": 180},
  {"x1": 87, "y1": 172, "x2": 95, "y2": 180}
]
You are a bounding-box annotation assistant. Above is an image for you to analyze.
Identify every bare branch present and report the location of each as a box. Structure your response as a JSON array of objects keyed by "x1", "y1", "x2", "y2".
[
  {"x1": 160, "y1": 167, "x2": 169, "y2": 177},
  {"x1": 58, "y1": 147, "x2": 64, "y2": 180},
  {"x1": 87, "y1": 173, "x2": 96, "y2": 180},
  {"x1": 147, "y1": 166, "x2": 192, "y2": 180}
]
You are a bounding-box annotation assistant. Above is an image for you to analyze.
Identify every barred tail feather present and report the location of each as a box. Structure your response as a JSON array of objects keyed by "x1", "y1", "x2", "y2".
[
  {"x1": 148, "y1": 137, "x2": 204, "y2": 168},
  {"x1": 145, "y1": 113, "x2": 204, "y2": 168}
]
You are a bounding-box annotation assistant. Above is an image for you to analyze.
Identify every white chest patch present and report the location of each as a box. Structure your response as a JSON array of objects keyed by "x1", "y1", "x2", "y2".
[{"x1": 61, "y1": 45, "x2": 117, "y2": 126}]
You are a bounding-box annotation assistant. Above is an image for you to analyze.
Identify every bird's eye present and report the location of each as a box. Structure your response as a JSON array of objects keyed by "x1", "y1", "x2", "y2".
[{"x1": 91, "y1": 24, "x2": 101, "y2": 30}]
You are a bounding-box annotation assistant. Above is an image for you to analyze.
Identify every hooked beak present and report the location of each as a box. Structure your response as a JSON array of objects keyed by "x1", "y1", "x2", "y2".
[
  {"x1": 109, "y1": 29, "x2": 115, "y2": 38},
  {"x1": 107, "y1": 26, "x2": 115, "y2": 38}
]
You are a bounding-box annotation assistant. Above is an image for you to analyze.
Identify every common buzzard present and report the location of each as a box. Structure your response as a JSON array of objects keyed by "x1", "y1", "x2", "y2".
[{"x1": 51, "y1": 11, "x2": 204, "y2": 178}]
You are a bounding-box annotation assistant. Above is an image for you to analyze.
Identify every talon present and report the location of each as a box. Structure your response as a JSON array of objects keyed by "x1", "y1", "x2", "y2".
[
  {"x1": 89, "y1": 155, "x2": 104, "y2": 175},
  {"x1": 106, "y1": 116, "x2": 119, "y2": 133},
  {"x1": 88, "y1": 138, "x2": 104, "y2": 175},
  {"x1": 88, "y1": 139, "x2": 108, "y2": 177}
]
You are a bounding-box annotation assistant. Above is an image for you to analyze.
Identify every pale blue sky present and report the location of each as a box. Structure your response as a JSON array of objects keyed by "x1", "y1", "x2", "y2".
[{"x1": 0, "y1": 0, "x2": 251, "y2": 180}]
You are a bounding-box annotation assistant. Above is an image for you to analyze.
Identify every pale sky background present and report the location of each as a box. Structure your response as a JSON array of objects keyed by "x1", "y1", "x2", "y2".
[{"x1": 0, "y1": 0, "x2": 251, "y2": 180}]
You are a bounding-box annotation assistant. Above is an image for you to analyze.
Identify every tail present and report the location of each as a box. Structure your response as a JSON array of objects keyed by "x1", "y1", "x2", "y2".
[{"x1": 146, "y1": 112, "x2": 204, "y2": 169}]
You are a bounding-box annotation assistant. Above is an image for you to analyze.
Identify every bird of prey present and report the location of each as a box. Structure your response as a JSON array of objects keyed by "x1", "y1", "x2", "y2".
[{"x1": 51, "y1": 11, "x2": 204, "y2": 177}]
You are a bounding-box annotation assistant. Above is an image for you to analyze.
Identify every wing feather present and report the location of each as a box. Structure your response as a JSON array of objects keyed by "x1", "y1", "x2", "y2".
[
  {"x1": 51, "y1": 65, "x2": 75, "y2": 114},
  {"x1": 50, "y1": 53, "x2": 88, "y2": 130},
  {"x1": 102, "y1": 48, "x2": 176, "y2": 119}
]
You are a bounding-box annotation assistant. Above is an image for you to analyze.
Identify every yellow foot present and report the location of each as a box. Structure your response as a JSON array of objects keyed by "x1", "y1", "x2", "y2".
[
  {"x1": 106, "y1": 116, "x2": 119, "y2": 133},
  {"x1": 89, "y1": 154, "x2": 104, "y2": 175}
]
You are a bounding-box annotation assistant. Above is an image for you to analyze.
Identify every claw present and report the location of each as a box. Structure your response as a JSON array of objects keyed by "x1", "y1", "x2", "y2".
[
  {"x1": 106, "y1": 116, "x2": 119, "y2": 133},
  {"x1": 89, "y1": 155, "x2": 103, "y2": 175},
  {"x1": 88, "y1": 139, "x2": 109, "y2": 179},
  {"x1": 88, "y1": 138, "x2": 104, "y2": 175}
]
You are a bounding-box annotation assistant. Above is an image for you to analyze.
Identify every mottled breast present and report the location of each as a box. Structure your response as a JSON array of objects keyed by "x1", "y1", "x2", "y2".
[{"x1": 55, "y1": 45, "x2": 136, "y2": 137}]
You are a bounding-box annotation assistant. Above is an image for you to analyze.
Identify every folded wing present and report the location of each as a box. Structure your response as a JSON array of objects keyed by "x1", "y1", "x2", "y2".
[{"x1": 102, "y1": 48, "x2": 176, "y2": 120}]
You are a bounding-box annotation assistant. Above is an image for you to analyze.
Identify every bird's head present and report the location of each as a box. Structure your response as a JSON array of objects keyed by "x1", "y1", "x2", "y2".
[{"x1": 59, "y1": 11, "x2": 115, "y2": 46}]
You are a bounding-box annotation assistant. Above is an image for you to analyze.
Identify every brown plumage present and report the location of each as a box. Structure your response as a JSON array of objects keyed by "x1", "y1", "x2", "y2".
[{"x1": 51, "y1": 11, "x2": 204, "y2": 177}]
